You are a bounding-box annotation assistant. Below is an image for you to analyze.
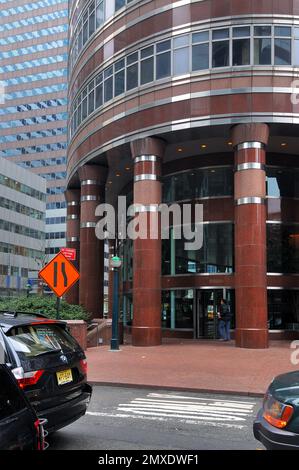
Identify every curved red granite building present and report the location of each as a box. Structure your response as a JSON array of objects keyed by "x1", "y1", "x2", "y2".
[{"x1": 67, "y1": 0, "x2": 299, "y2": 348}]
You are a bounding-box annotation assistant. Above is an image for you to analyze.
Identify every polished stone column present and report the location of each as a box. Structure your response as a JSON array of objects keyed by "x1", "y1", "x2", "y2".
[
  {"x1": 231, "y1": 123, "x2": 269, "y2": 349},
  {"x1": 65, "y1": 189, "x2": 80, "y2": 305},
  {"x1": 78, "y1": 165, "x2": 107, "y2": 318},
  {"x1": 130, "y1": 137, "x2": 166, "y2": 346}
]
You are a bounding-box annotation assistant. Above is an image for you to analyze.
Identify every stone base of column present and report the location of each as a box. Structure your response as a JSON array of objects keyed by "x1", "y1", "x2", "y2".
[
  {"x1": 235, "y1": 328, "x2": 269, "y2": 349},
  {"x1": 132, "y1": 326, "x2": 162, "y2": 347}
]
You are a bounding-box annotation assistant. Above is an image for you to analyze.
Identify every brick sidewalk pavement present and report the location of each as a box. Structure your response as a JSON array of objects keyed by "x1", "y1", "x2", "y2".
[{"x1": 86, "y1": 338, "x2": 298, "y2": 396}]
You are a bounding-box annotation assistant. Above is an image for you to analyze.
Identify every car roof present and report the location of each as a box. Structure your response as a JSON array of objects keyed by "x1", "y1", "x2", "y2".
[{"x1": 0, "y1": 312, "x2": 64, "y2": 333}]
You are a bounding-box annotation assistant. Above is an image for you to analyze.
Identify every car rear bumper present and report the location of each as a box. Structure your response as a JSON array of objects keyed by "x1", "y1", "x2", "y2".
[
  {"x1": 37, "y1": 383, "x2": 92, "y2": 433},
  {"x1": 254, "y1": 409, "x2": 299, "y2": 450}
]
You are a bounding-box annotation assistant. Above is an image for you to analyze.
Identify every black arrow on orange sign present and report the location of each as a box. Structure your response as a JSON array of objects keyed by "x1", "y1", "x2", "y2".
[{"x1": 53, "y1": 262, "x2": 68, "y2": 288}]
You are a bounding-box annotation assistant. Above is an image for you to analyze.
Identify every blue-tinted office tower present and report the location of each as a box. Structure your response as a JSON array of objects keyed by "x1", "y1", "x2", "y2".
[{"x1": 0, "y1": 0, "x2": 68, "y2": 259}]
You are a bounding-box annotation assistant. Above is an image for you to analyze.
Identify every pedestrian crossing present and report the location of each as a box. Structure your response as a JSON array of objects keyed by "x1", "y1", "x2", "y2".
[{"x1": 87, "y1": 392, "x2": 257, "y2": 430}]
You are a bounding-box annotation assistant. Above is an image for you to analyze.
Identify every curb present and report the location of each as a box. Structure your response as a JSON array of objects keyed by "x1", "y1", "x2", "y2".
[{"x1": 88, "y1": 380, "x2": 265, "y2": 398}]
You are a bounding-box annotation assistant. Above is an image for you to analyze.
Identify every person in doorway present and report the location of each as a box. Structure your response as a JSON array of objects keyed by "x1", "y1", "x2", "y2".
[{"x1": 217, "y1": 299, "x2": 232, "y2": 341}]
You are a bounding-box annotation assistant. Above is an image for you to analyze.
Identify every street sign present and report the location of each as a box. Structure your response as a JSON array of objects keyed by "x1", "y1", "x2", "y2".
[
  {"x1": 60, "y1": 247, "x2": 76, "y2": 261},
  {"x1": 38, "y1": 252, "x2": 80, "y2": 298}
]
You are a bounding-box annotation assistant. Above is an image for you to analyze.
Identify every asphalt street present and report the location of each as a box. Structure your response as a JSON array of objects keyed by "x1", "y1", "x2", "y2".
[{"x1": 48, "y1": 385, "x2": 263, "y2": 450}]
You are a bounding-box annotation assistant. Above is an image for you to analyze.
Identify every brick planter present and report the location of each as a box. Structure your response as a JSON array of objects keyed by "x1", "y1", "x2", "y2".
[{"x1": 65, "y1": 320, "x2": 87, "y2": 351}]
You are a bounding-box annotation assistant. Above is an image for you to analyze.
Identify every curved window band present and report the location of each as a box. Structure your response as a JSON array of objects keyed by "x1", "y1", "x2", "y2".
[{"x1": 70, "y1": 23, "x2": 296, "y2": 139}]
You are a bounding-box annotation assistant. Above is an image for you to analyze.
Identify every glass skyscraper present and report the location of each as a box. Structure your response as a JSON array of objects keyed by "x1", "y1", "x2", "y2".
[{"x1": 0, "y1": 0, "x2": 68, "y2": 259}]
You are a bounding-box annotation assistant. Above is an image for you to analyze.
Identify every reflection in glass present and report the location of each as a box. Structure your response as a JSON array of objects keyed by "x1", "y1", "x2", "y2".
[
  {"x1": 173, "y1": 47, "x2": 189, "y2": 75},
  {"x1": 274, "y1": 39, "x2": 291, "y2": 65},
  {"x1": 233, "y1": 39, "x2": 250, "y2": 65},
  {"x1": 268, "y1": 290, "x2": 299, "y2": 329},
  {"x1": 162, "y1": 290, "x2": 193, "y2": 329},
  {"x1": 162, "y1": 224, "x2": 234, "y2": 275},
  {"x1": 266, "y1": 168, "x2": 299, "y2": 198},
  {"x1": 212, "y1": 41, "x2": 229, "y2": 67},
  {"x1": 156, "y1": 52, "x2": 171, "y2": 79},
  {"x1": 267, "y1": 224, "x2": 299, "y2": 273},
  {"x1": 163, "y1": 167, "x2": 234, "y2": 203},
  {"x1": 254, "y1": 38, "x2": 271, "y2": 65},
  {"x1": 192, "y1": 43, "x2": 209, "y2": 70}
]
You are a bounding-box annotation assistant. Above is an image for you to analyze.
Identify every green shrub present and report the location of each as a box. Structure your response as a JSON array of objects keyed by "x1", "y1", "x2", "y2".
[{"x1": 0, "y1": 296, "x2": 90, "y2": 321}]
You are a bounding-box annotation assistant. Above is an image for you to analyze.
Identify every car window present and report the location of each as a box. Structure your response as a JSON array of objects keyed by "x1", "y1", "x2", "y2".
[
  {"x1": 6, "y1": 324, "x2": 79, "y2": 359},
  {"x1": 0, "y1": 366, "x2": 27, "y2": 419}
]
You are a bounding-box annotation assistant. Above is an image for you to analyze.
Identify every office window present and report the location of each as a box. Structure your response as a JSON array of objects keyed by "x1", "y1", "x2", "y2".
[{"x1": 212, "y1": 29, "x2": 229, "y2": 67}]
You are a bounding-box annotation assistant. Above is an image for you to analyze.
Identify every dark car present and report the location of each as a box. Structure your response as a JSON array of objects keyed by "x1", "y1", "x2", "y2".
[
  {"x1": 254, "y1": 370, "x2": 299, "y2": 449},
  {"x1": 0, "y1": 353, "x2": 47, "y2": 450},
  {"x1": 0, "y1": 311, "x2": 92, "y2": 433}
]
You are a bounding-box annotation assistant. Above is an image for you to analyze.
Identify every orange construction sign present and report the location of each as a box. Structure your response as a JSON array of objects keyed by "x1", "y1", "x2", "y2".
[{"x1": 38, "y1": 251, "x2": 80, "y2": 297}]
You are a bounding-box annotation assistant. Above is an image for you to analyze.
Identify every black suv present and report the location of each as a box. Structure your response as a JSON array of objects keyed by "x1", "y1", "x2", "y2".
[
  {"x1": 0, "y1": 359, "x2": 47, "y2": 450},
  {"x1": 0, "y1": 311, "x2": 92, "y2": 433}
]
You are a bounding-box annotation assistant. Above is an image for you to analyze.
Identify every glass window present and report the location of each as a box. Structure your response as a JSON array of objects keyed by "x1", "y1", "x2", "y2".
[
  {"x1": 254, "y1": 26, "x2": 271, "y2": 36},
  {"x1": 266, "y1": 168, "x2": 299, "y2": 198},
  {"x1": 192, "y1": 43, "x2": 209, "y2": 70},
  {"x1": 156, "y1": 40, "x2": 171, "y2": 53},
  {"x1": 233, "y1": 38, "x2": 250, "y2": 66},
  {"x1": 115, "y1": 58, "x2": 125, "y2": 72},
  {"x1": 268, "y1": 290, "x2": 299, "y2": 330},
  {"x1": 88, "y1": 89, "x2": 95, "y2": 114},
  {"x1": 173, "y1": 47, "x2": 189, "y2": 75},
  {"x1": 162, "y1": 290, "x2": 194, "y2": 329},
  {"x1": 89, "y1": 9, "x2": 95, "y2": 36},
  {"x1": 267, "y1": 224, "x2": 299, "y2": 273},
  {"x1": 233, "y1": 26, "x2": 250, "y2": 37},
  {"x1": 96, "y1": 0, "x2": 104, "y2": 28},
  {"x1": 173, "y1": 35, "x2": 189, "y2": 48},
  {"x1": 114, "y1": 69, "x2": 125, "y2": 96},
  {"x1": 7, "y1": 324, "x2": 79, "y2": 362},
  {"x1": 295, "y1": 40, "x2": 299, "y2": 65},
  {"x1": 192, "y1": 31, "x2": 209, "y2": 43},
  {"x1": 141, "y1": 56, "x2": 154, "y2": 85},
  {"x1": 163, "y1": 167, "x2": 233, "y2": 202},
  {"x1": 212, "y1": 41, "x2": 229, "y2": 67},
  {"x1": 141, "y1": 45, "x2": 154, "y2": 59},
  {"x1": 162, "y1": 223, "x2": 234, "y2": 275},
  {"x1": 126, "y1": 63, "x2": 138, "y2": 90},
  {"x1": 213, "y1": 29, "x2": 229, "y2": 40},
  {"x1": 156, "y1": 51, "x2": 171, "y2": 79},
  {"x1": 274, "y1": 26, "x2": 291, "y2": 37},
  {"x1": 95, "y1": 82, "x2": 103, "y2": 108},
  {"x1": 274, "y1": 38, "x2": 291, "y2": 65},
  {"x1": 115, "y1": 0, "x2": 126, "y2": 10},
  {"x1": 104, "y1": 77, "x2": 113, "y2": 102},
  {"x1": 254, "y1": 38, "x2": 271, "y2": 65},
  {"x1": 127, "y1": 52, "x2": 138, "y2": 65}
]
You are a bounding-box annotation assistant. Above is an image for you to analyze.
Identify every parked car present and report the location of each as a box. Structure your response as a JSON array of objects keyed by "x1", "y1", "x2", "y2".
[
  {"x1": 254, "y1": 370, "x2": 299, "y2": 449},
  {"x1": 0, "y1": 344, "x2": 47, "y2": 450},
  {"x1": 0, "y1": 311, "x2": 92, "y2": 433}
]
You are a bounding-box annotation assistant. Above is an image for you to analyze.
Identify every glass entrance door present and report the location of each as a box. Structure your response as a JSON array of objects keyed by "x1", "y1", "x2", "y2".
[{"x1": 195, "y1": 289, "x2": 224, "y2": 339}]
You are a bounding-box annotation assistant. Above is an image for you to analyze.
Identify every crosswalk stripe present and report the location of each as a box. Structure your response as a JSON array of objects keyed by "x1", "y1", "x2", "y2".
[
  {"x1": 85, "y1": 410, "x2": 246, "y2": 429},
  {"x1": 118, "y1": 404, "x2": 252, "y2": 416},
  {"x1": 148, "y1": 393, "x2": 255, "y2": 406},
  {"x1": 116, "y1": 392, "x2": 256, "y2": 426},
  {"x1": 130, "y1": 399, "x2": 254, "y2": 412},
  {"x1": 117, "y1": 408, "x2": 247, "y2": 422}
]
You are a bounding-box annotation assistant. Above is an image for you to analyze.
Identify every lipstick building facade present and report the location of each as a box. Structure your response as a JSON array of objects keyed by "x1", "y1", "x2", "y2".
[{"x1": 67, "y1": 0, "x2": 299, "y2": 348}]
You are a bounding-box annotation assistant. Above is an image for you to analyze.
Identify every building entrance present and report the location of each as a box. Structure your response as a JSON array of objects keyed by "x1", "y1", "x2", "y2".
[{"x1": 195, "y1": 289, "x2": 235, "y2": 339}]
